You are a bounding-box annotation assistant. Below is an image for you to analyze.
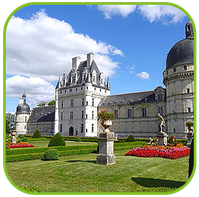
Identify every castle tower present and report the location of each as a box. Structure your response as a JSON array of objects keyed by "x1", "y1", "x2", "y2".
[
  {"x1": 163, "y1": 21, "x2": 194, "y2": 138},
  {"x1": 55, "y1": 53, "x2": 110, "y2": 137},
  {"x1": 16, "y1": 93, "x2": 30, "y2": 135}
]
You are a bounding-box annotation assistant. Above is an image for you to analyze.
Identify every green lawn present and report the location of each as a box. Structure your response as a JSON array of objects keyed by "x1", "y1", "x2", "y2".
[{"x1": 6, "y1": 149, "x2": 189, "y2": 194}]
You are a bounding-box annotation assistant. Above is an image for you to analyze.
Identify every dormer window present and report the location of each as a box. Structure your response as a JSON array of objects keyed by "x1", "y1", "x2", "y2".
[
  {"x1": 93, "y1": 75, "x2": 96, "y2": 82},
  {"x1": 72, "y1": 76, "x2": 76, "y2": 83},
  {"x1": 99, "y1": 72, "x2": 104, "y2": 85},
  {"x1": 92, "y1": 70, "x2": 96, "y2": 84}
]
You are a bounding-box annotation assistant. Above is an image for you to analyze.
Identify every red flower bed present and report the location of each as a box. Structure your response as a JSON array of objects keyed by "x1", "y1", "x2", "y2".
[
  {"x1": 124, "y1": 145, "x2": 190, "y2": 159},
  {"x1": 6, "y1": 142, "x2": 34, "y2": 148}
]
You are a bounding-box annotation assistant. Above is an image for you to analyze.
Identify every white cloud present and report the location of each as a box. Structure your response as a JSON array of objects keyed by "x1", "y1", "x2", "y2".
[
  {"x1": 6, "y1": 75, "x2": 55, "y2": 107},
  {"x1": 6, "y1": 10, "x2": 122, "y2": 82},
  {"x1": 138, "y1": 5, "x2": 186, "y2": 24},
  {"x1": 129, "y1": 65, "x2": 135, "y2": 74},
  {"x1": 96, "y1": 5, "x2": 186, "y2": 24},
  {"x1": 97, "y1": 5, "x2": 136, "y2": 19},
  {"x1": 136, "y1": 71, "x2": 149, "y2": 80}
]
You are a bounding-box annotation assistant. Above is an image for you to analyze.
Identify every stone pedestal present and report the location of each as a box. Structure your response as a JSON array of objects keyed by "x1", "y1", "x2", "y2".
[
  {"x1": 187, "y1": 132, "x2": 193, "y2": 146},
  {"x1": 156, "y1": 132, "x2": 168, "y2": 146},
  {"x1": 11, "y1": 130, "x2": 17, "y2": 143},
  {"x1": 96, "y1": 132, "x2": 116, "y2": 165}
]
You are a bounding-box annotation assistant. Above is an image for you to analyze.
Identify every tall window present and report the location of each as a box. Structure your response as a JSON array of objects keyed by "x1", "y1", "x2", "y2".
[
  {"x1": 72, "y1": 76, "x2": 76, "y2": 83},
  {"x1": 142, "y1": 108, "x2": 146, "y2": 117},
  {"x1": 61, "y1": 101, "x2": 64, "y2": 108},
  {"x1": 70, "y1": 99, "x2": 74, "y2": 107},
  {"x1": 158, "y1": 107, "x2": 163, "y2": 115},
  {"x1": 91, "y1": 124, "x2": 94, "y2": 132},
  {"x1": 93, "y1": 75, "x2": 96, "y2": 82},
  {"x1": 127, "y1": 109, "x2": 132, "y2": 118},
  {"x1": 81, "y1": 124, "x2": 84, "y2": 133},
  {"x1": 70, "y1": 111, "x2": 73, "y2": 119},
  {"x1": 187, "y1": 88, "x2": 190, "y2": 93},
  {"x1": 157, "y1": 94, "x2": 163, "y2": 101},
  {"x1": 82, "y1": 98, "x2": 84, "y2": 106},
  {"x1": 188, "y1": 107, "x2": 191, "y2": 112},
  {"x1": 61, "y1": 112, "x2": 63, "y2": 120},
  {"x1": 92, "y1": 98, "x2": 94, "y2": 106},
  {"x1": 82, "y1": 110, "x2": 84, "y2": 119},
  {"x1": 92, "y1": 111, "x2": 94, "y2": 119},
  {"x1": 60, "y1": 124, "x2": 62, "y2": 133}
]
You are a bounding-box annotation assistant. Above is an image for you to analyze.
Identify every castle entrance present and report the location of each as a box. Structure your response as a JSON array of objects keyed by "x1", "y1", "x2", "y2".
[{"x1": 69, "y1": 126, "x2": 74, "y2": 136}]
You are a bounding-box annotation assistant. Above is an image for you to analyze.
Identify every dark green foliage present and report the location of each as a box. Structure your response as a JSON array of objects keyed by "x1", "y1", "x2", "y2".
[
  {"x1": 6, "y1": 141, "x2": 147, "y2": 162},
  {"x1": 43, "y1": 149, "x2": 59, "y2": 160},
  {"x1": 76, "y1": 137, "x2": 81, "y2": 142},
  {"x1": 48, "y1": 100, "x2": 55, "y2": 105},
  {"x1": 48, "y1": 133, "x2": 66, "y2": 147},
  {"x1": 188, "y1": 137, "x2": 194, "y2": 178},
  {"x1": 168, "y1": 136, "x2": 176, "y2": 144},
  {"x1": 18, "y1": 135, "x2": 29, "y2": 142},
  {"x1": 32, "y1": 130, "x2": 42, "y2": 138},
  {"x1": 6, "y1": 145, "x2": 10, "y2": 149},
  {"x1": 126, "y1": 135, "x2": 135, "y2": 142}
]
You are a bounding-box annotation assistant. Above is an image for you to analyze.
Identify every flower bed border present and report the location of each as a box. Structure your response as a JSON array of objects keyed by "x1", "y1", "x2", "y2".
[
  {"x1": 124, "y1": 145, "x2": 190, "y2": 159},
  {"x1": 6, "y1": 142, "x2": 34, "y2": 148}
]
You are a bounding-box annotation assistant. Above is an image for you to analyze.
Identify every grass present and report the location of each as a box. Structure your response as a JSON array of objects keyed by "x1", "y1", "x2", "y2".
[{"x1": 6, "y1": 149, "x2": 189, "y2": 194}]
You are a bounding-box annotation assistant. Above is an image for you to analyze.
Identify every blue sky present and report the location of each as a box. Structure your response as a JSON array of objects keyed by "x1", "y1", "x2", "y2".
[{"x1": 6, "y1": 4, "x2": 189, "y2": 112}]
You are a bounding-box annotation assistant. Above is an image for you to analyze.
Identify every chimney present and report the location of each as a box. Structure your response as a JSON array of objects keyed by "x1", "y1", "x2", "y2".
[
  {"x1": 72, "y1": 56, "x2": 81, "y2": 71},
  {"x1": 87, "y1": 52, "x2": 94, "y2": 67}
]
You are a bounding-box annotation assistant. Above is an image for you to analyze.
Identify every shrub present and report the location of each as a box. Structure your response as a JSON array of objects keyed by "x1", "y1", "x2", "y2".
[
  {"x1": 18, "y1": 135, "x2": 29, "y2": 142},
  {"x1": 168, "y1": 136, "x2": 176, "y2": 144},
  {"x1": 48, "y1": 133, "x2": 66, "y2": 147},
  {"x1": 43, "y1": 149, "x2": 59, "y2": 160},
  {"x1": 126, "y1": 135, "x2": 135, "y2": 142},
  {"x1": 32, "y1": 130, "x2": 42, "y2": 138},
  {"x1": 76, "y1": 137, "x2": 81, "y2": 142}
]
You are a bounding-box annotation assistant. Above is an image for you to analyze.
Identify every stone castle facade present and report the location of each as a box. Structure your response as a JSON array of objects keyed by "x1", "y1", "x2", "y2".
[{"x1": 15, "y1": 21, "x2": 194, "y2": 139}]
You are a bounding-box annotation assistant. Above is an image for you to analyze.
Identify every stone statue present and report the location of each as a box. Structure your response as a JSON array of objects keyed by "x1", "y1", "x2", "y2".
[{"x1": 157, "y1": 113, "x2": 165, "y2": 133}]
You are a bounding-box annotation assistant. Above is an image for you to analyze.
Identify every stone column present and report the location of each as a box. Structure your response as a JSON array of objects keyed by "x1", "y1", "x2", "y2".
[
  {"x1": 156, "y1": 132, "x2": 168, "y2": 146},
  {"x1": 96, "y1": 132, "x2": 116, "y2": 165}
]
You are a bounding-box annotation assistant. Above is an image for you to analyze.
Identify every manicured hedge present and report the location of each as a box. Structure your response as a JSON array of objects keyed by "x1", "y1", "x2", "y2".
[
  {"x1": 6, "y1": 144, "x2": 98, "y2": 155},
  {"x1": 6, "y1": 141, "x2": 147, "y2": 162},
  {"x1": 6, "y1": 148, "x2": 97, "y2": 162}
]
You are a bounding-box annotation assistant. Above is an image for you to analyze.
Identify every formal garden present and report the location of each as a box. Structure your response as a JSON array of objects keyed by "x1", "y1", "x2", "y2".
[{"x1": 4, "y1": 128, "x2": 194, "y2": 194}]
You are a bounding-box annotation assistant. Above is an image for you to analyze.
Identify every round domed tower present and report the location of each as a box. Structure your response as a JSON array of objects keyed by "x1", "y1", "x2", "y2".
[
  {"x1": 16, "y1": 93, "x2": 30, "y2": 135},
  {"x1": 163, "y1": 21, "x2": 194, "y2": 138}
]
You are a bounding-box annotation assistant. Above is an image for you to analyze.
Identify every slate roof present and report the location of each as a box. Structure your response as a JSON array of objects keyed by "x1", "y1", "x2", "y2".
[
  {"x1": 16, "y1": 103, "x2": 30, "y2": 114},
  {"x1": 98, "y1": 90, "x2": 156, "y2": 106},
  {"x1": 166, "y1": 38, "x2": 194, "y2": 69},
  {"x1": 28, "y1": 105, "x2": 55, "y2": 123},
  {"x1": 166, "y1": 21, "x2": 194, "y2": 69},
  {"x1": 59, "y1": 60, "x2": 109, "y2": 90}
]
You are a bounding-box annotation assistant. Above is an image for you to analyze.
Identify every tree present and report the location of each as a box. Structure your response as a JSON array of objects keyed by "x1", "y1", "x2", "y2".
[
  {"x1": 6, "y1": 113, "x2": 16, "y2": 134},
  {"x1": 126, "y1": 135, "x2": 135, "y2": 142},
  {"x1": 48, "y1": 100, "x2": 55, "y2": 105},
  {"x1": 32, "y1": 129, "x2": 42, "y2": 138},
  {"x1": 48, "y1": 133, "x2": 66, "y2": 147}
]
